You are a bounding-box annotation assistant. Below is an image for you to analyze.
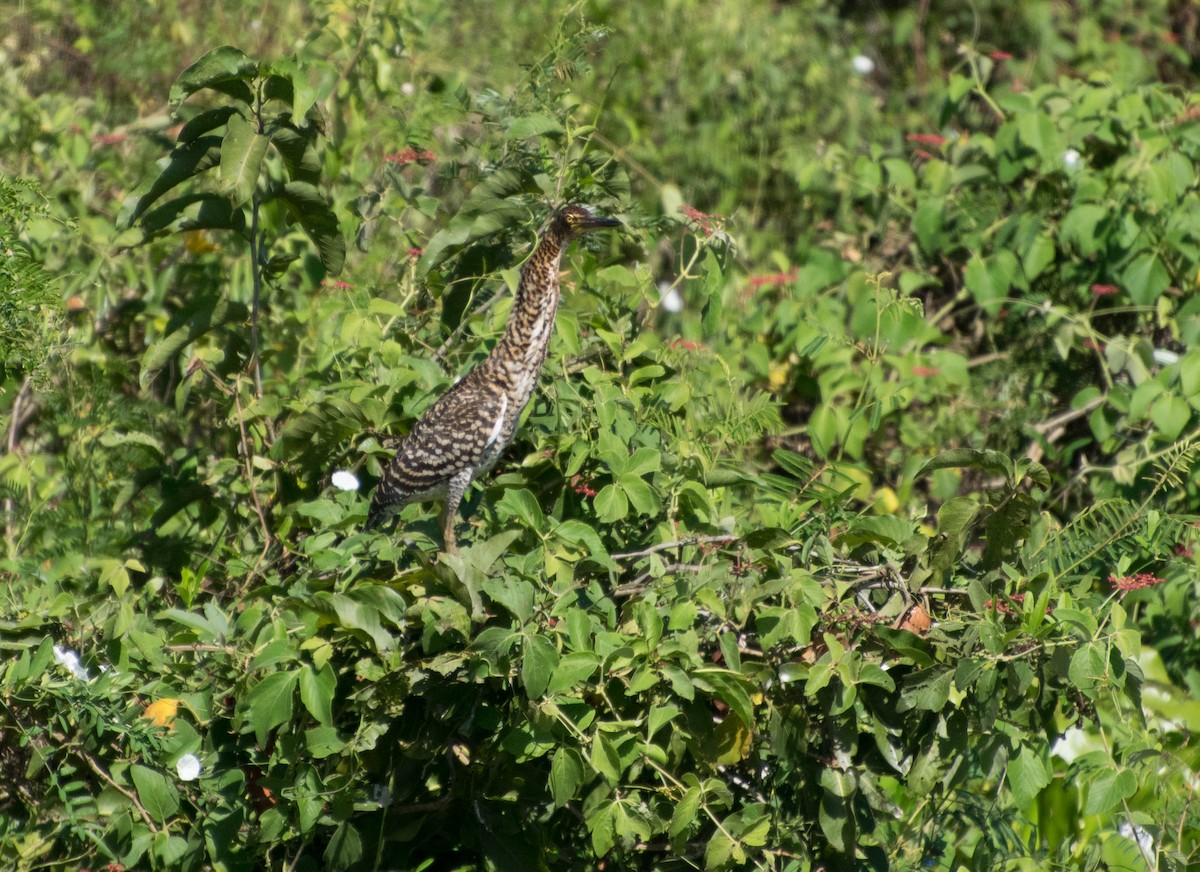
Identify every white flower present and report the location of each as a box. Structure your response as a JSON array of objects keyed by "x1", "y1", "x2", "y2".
[
  {"x1": 401, "y1": 82, "x2": 415, "y2": 97},
  {"x1": 176, "y1": 754, "x2": 202, "y2": 781},
  {"x1": 52, "y1": 645, "x2": 91, "y2": 681},
  {"x1": 331, "y1": 470, "x2": 360, "y2": 492},
  {"x1": 657, "y1": 281, "x2": 685, "y2": 313},
  {"x1": 851, "y1": 55, "x2": 875, "y2": 75},
  {"x1": 1152, "y1": 348, "x2": 1180, "y2": 366},
  {"x1": 1062, "y1": 148, "x2": 1082, "y2": 170}
]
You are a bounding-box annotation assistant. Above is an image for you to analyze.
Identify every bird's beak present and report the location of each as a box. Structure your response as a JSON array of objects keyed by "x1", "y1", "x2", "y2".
[{"x1": 580, "y1": 214, "x2": 622, "y2": 231}]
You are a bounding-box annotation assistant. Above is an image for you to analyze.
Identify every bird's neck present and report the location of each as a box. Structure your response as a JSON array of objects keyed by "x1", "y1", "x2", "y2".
[{"x1": 493, "y1": 231, "x2": 567, "y2": 367}]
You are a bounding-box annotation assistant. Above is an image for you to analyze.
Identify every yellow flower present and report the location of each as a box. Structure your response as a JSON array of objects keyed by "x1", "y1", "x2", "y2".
[{"x1": 144, "y1": 697, "x2": 180, "y2": 727}]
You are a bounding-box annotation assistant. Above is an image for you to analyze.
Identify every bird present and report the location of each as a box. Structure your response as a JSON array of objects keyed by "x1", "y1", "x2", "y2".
[{"x1": 366, "y1": 204, "x2": 621, "y2": 553}]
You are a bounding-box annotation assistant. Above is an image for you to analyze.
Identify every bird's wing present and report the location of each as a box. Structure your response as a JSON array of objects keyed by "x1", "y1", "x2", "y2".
[{"x1": 368, "y1": 380, "x2": 508, "y2": 517}]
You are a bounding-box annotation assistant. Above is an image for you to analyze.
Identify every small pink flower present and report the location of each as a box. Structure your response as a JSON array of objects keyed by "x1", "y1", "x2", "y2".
[
  {"x1": 912, "y1": 366, "x2": 940, "y2": 377},
  {"x1": 384, "y1": 147, "x2": 436, "y2": 166},
  {"x1": 1109, "y1": 573, "x2": 1166, "y2": 596},
  {"x1": 570, "y1": 475, "x2": 597, "y2": 498},
  {"x1": 679, "y1": 204, "x2": 721, "y2": 236},
  {"x1": 323, "y1": 279, "x2": 353, "y2": 290},
  {"x1": 1091, "y1": 283, "x2": 1119, "y2": 296},
  {"x1": 406, "y1": 247, "x2": 423, "y2": 260},
  {"x1": 989, "y1": 50, "x2": 1013, "y2": 60},
  {"x1": 748, "y1": 270, "x2": 798, "y2": 288},
  {"x1": 906, "y1": 133, "x2": 946, "y2": 147}
]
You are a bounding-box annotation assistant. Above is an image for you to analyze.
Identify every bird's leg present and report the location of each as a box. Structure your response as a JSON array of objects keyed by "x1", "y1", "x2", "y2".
[{"x1": 440, "y1": 470, "x2": 473, "y2": 555}]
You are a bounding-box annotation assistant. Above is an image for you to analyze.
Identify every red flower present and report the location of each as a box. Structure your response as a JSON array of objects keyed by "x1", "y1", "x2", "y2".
[
  {"x1": 912, "y1": 366, "x2": 940, "y2": 377},
  {"x1": 406, "y1": 247, "x2": 423, "y2": 260},
  {"x1": 1091, "y1": 283, "x2": 1119, "y2": 296},
  {"x1": 323, "y1": 279, "x2": 353, "y2": 289},
  {"x1": 913, "y1": 149, "x2": 936, "y2": 161},
  {"x1": 384, "y1": 147, "x2": 436, "y2": 166},
  {"x1": 679, "y1": 204, "x2": 720, "y2": 236},
  {"x1": 570, "y1": 475, "x2": 597, "y2": 498},
  {"x1": 989, "y1": 50, "x2": 1014, "y2": 60},
  {"x1": 1109, "y1": 573, "x2": 1166, "y2": 594},
  {"x1": 668, "y1": 338, "x2": 702, "y2": 351},
  {"x1": 747, "y1": 270, "x2": 798, "y2": 288},
  {"x1": 906, "y1": 133, "x2": 946, "y2": 147}
]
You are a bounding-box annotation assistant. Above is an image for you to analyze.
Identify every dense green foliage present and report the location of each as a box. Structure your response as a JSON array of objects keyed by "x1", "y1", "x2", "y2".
[{"x1": 2, "y1": 1, "x2": 1199, "y2": 869}]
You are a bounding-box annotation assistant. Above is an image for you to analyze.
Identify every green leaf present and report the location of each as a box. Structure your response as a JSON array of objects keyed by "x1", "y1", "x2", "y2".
[
  {"x1": 505, "y1": 114, "x2": 565, "y2": 139},
  {"x1": 963, "y1": 251, "x2": 1017, "y2": 315},
  {"x1": 594, "y1": 484, "x2": 628, "y2": 522},
  {"x1": 591, "y1": 733, "x2": 623, "y2": 784},
  {"x1": 1006, "y1": 744, "x2": 1050, "y2": 807},
  {"x1": 695, "y1": 669, "x2": 755, "y2": 729},
  {"x1": 298, "y1": 663, "x2": 335, "y2": 726},
  {"x1": 170, "y1": 45, "x2": 257, "y2": 106},
  {"x1": 140, "y1": 296, "x2": 249, "y2": 386},
  {"x1": 547, "y1": 651, "x2": 600, "y2": 695},
  {"x1": 323, "y1": 822, "x2": 363, "y2": 872},
  {"x1": 669, "y1": 786, "x2": 701, "y2": 838},
  {"x1": 549, "y1": 747, "x2": 584, "y2": 807},
  {"x1": 1150, "y1": 392, "x2": 1191, "y2": 440},
  {"x1": 521, "y1": 634, "x2": 559, "y2": 699},
  {"x1": 278, "y1": 181, "x2": 345, "y2": 275},
  {"x1": 818, "y1": 768, "x2": 857, "y2": 853},
  {"x1": 244, "y1": 669, "x2": 299, "y2": 745},
  {"x1": 481, "y1": 577, "x2": 535, "y2": 624},
  {"x1": 138, "y1": 192, "x2": 246, "y2": 237},
  {"x1": 131, "y1": 765, "x2": 181, "y2": 823},
  {"x1": 496, "y1": 488, "x2": 546, "y2": 533},
  {"x1": 1122, "y1": 251, "x2": 1170, "y2": 306},
  {"x1": 177, "y1": 106, "x2": 241, "y2": 144},
  {"x1": 1084, "y1": 769, "x2": 1137, "y2": 815},
  {"x1": 219, "y1": 114, "x2": 271, "y2": 207},
  {"x1": 120, "y1": 135, "x2": 225, "y2": 228},
  {"x1": 919, "y1": 448, "x2": 1011, "y2": 480}
]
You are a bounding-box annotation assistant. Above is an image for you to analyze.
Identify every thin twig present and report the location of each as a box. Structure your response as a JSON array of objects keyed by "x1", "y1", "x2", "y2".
[
  {"x1": 233, "y1": 386, "x2": 274, "y2": 560},
  {"x1": 4, "y1": 376, "x2": 33, "y2": 550},
  {"x1": 78, "y1": 748, "x2": 160, "y2": 834},
  {"x1": 613, "y1": 563, "x2": 706, "y2": 598},
  {"x1": 611, "y1": 534, "x2": 739, "y2": 561}
]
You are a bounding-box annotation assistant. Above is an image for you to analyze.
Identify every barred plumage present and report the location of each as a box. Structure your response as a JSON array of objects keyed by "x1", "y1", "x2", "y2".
[{"x1": 367, "y1": 205, "x2": 621, "y2": 552}]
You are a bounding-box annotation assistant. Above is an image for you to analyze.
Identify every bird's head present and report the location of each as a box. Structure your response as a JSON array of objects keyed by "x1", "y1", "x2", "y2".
[{"x1": 553, "y1": 204, "x2": 621, "y2": 239}]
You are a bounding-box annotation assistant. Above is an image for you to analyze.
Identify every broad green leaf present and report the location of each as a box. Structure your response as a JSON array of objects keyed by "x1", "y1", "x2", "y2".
[
  {"x1": 1006, "y1": 744, "x2": 1050, "y2": 806},
  {"x1": 218, "y1": 114, "x2": 270, "y2": 207},
  {"x1": 669, "y1": 786, "x2": 701, "y2": 838},
  {"x1": 1122, "y1": 251, "x2": 1170, "y2": 306},
  {"x1": 118, "y1": 136, "x2": 224, "y2": 228},
  {"x1": 505, "y1": 114, "x2": 565, "y2": 139},
  {"x1": 138, "y1": 192, "x2": 246, "y2": 238},
  {"x1": 496, "y1": 488, "x2": 546, "y2": 532},
  {"x1": 323, "y1": 822, "x2": 363, "y2": 872},
  {"x1": 1084, "y1": 769, "x2": 1137, "y2": 815},
  {"x1": 170, "y1": 45, "x2": 257, "y2": 106},
  {"x1": 521, "y1": 633, "x2": 559, "y2": 699},
  {"x1": 299, "y1": 663, "x2": 335, "y2": 726},
  {"x1": 278, "y1": 181, "x2": 345, "y2": 274},
  {"x1": 1150, "y1": 392, "x2": 1191, "y2": 440},
  {"x1": 547, "y1": 651, "x2": 600, "y2": 695},
  {"x1": 594, "y1": 484, "x2": 628, "y2": 522},
  {"x1": 591, "y1": 733, "x2": 622, "y2": 784},
  {"x1": 695, "y1": 669, "x2": 755, "y2": 729},
  {"x1": 140, "y1": 296, "x2": 248, "y2": 385},
  {"x1": 244, "y1": 669, "x2": 299, "y2": 745},
  {"x1": 549, "y1": 747, "x2": 584, "y2": 807},
  {"x1": 131, "y1": 764, "x2": 181, "y2": 823}
]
